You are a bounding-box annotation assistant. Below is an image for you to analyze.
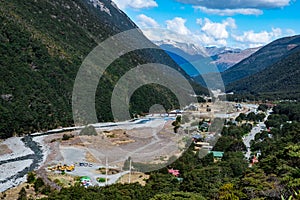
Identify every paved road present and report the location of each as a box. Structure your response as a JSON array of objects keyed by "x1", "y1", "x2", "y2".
[
  {"x1": 243, "y1": 110, "x2": 271, "y2": 160},
  {"x1": 243, "y1": 122, "x2": 264, "y2": 159}
]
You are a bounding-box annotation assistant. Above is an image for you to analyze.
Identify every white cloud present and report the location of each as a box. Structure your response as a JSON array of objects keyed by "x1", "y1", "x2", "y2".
[
  {"x1": 142, "y1": 17, "x2": 235, "y2": 47},
  {"x1": 140, "y1": 15, "x2": 287, "y2": 49},
  {"x1": 248, "y1": 43, "x2": 265, "y2": 48},
  {"x1": 141, "y1": 17, "x2": 198, "y2": 45},
  {"x1": 272, "y1": 28, "x2": 282, "y2": 38},
  {"x1": 136, "y1": 14, "x2": 160, "y2": 28},
  {"x1": 232, "y1": 28, "x2": 282, "y2": 45},
  {"x1": 142, "y1": 27, "x2": 228, "y2": 48},
  {"x1": 176, "y1": 0, "x2": 291, "y2": 9},
  {"x1": 197, "y1": 18, "x2": 236, "y2": 39},
  {"x1": 166, "y1": 17, "x2": 191, "y2": 35},
  {"x1": 232, "y1": 31, "x2": 270, "y2": 43},
  {"x1": 194, "y1": 6, "x2": 263, "y2": 16},
  {"x1": 286, "y1": 29, "x2": 296, "y2": 36},
  {"x1": 112, "y1": 0, "x2": 158, "y2": 10},
  {"x1": 142, "y1": 28, "x2": 192, "y2": 43}
]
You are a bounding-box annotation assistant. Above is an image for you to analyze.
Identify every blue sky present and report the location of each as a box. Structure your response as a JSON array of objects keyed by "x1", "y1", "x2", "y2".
[{"x1": 112, "y1": 0, "x2": 300, "y2": 49}]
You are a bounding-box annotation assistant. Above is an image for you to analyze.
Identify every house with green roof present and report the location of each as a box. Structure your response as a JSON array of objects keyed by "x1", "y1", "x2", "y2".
[
  {"x1": 80, "y1": 176, "x2": 91, "y2": 187},
  {"x1": 209, "y1": 151, "x2": 224, "y2": 162}
]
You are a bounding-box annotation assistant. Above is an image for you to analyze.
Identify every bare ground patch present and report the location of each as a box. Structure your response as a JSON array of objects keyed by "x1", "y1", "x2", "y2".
[
  {"x1": 117, "y1": 172, "x2": 150, "y2": 186},
  {"x1": 0, "y1": 144, "x2": 12, "y2": 156}
]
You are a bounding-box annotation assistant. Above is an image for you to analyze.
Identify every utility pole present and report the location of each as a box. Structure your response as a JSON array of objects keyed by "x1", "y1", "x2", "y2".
[
  {"x1": 128, "y1": 159, "x2": 132, "y2": 184},
  {"x1": 120, "y1": 166, "x2": 123, "y2": 183},
  {"x1": 105, "y1": 157, "x2": 108, "y2": 185}
]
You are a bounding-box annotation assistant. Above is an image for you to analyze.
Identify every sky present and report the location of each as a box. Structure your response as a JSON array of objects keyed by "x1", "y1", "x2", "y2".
[{"x1": 112, "y1": 0, "x2": 300, "y2": 49}]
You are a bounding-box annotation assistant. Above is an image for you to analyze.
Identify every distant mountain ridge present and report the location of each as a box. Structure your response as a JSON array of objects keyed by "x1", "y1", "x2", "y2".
[
  {"x1": 205, "y1": 46, "x2": 241, "y2": 57},
  {"x1": 155, "y1": 40, "x2": 207, "y2": 56},
  {"x1": 225, "y1": 35, "x2": 300, "y2": 99},
  {"x1": 221, "y1": 35, "x2": 300, "y2": 85},
  {"x1": 154, "y1": 40, "x2": 207, "y2": 76},
  {"x1": 210, "y1": 47, "x2": 260, "y2": 72},
  {"x1": 155, "y1": 40, "x2": 260, "y2": 74},
  {"x1": 226, "y1": 43, "x2": 300, "y2": 99}
]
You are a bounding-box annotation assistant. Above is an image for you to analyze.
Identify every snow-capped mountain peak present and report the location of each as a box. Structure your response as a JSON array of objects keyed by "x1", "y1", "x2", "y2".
[
  {"x1": 155, "y1": 40, "x2": 261, "y2": 73},
  {"x1": 154, "y1": 40, "x2": 207, "y2": 56}
]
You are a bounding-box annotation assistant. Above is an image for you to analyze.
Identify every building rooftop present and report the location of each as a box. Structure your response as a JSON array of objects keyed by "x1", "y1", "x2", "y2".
[{"x1": 209, "y1": 151, "x2": 224, "y2": 158}]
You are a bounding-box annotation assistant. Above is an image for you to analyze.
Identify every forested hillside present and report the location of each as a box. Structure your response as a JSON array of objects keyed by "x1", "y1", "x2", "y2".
[
  {"x1": 0, "y1": 0, "x2": 207, "y2": 138},
  {"x1": 222, "y1": 35, "x2": 300, "y2": 85},
  {"x1": 226, "y1": 45, "x2": 300, "y2": 100}
]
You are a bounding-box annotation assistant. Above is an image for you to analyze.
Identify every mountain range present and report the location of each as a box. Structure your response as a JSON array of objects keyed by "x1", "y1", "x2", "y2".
[
  {"x1": 155, "y1": 40, "x2": 260, "y2": 75},
  {"x1": 221, "y1": 35, "x2": 300, "y2": 85},
  {"x1": 226, "y1": 35, "x2": 300, "y2": 99},
  {"x1": 157, "y1": 35, "x2": 300, "y2": 101},
  {"x1": 185, "y1": 35, "x2": 300, "y2": 99}
]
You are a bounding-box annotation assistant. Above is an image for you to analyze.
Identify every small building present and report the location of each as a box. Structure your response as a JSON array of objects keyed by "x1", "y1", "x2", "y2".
[
  {"x1": 261, "y1": 125, "x2": 267, "y2": 130},
  {"x1": 169, "y1": 109, "x2": 183, "y2": 115},
  {"x1": 192, "y1": 134, "x2": 203, "y2": 141},
  {"x1": 194, "y1": 142, "x2": 211, "y2": 151},
  {"x1": 185, "y1": 104, "x2": 198, "y2": 111},
  {"x1": 194, "y1": 142, "x2": 210, "y2": 146},
  {"x1": 176, "y1": 177, "x2": 184, "y2": 182},
  {"x1": 199, "y1": 123, "x2": 209, "y2": 132},
  {"x1": 168, "y1": 169, "x2": 180, "y2": 177},
  {"x1": 202, "y1": 145, "x2": 213, "y2": 151},
  {"x1": 234, "y1": 103, "x2": 242, "y2": 110},
  {"x1": 250, "y1": 155, "x2": 259, "y2": 167},
  {"x1": 209, "y1": 151, "x2": 224, "y2": 162},
  {"x1": 256, "y1": 150, "x2": 262, "y2": 157},
  {"x1": 80, "y1": 176, "x2": 91, "y2": 188}
]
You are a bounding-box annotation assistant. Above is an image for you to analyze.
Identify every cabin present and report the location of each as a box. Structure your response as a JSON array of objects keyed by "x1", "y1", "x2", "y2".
[{"x1": 209, "y1": 151, "x2": 224, "y2": 162}]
